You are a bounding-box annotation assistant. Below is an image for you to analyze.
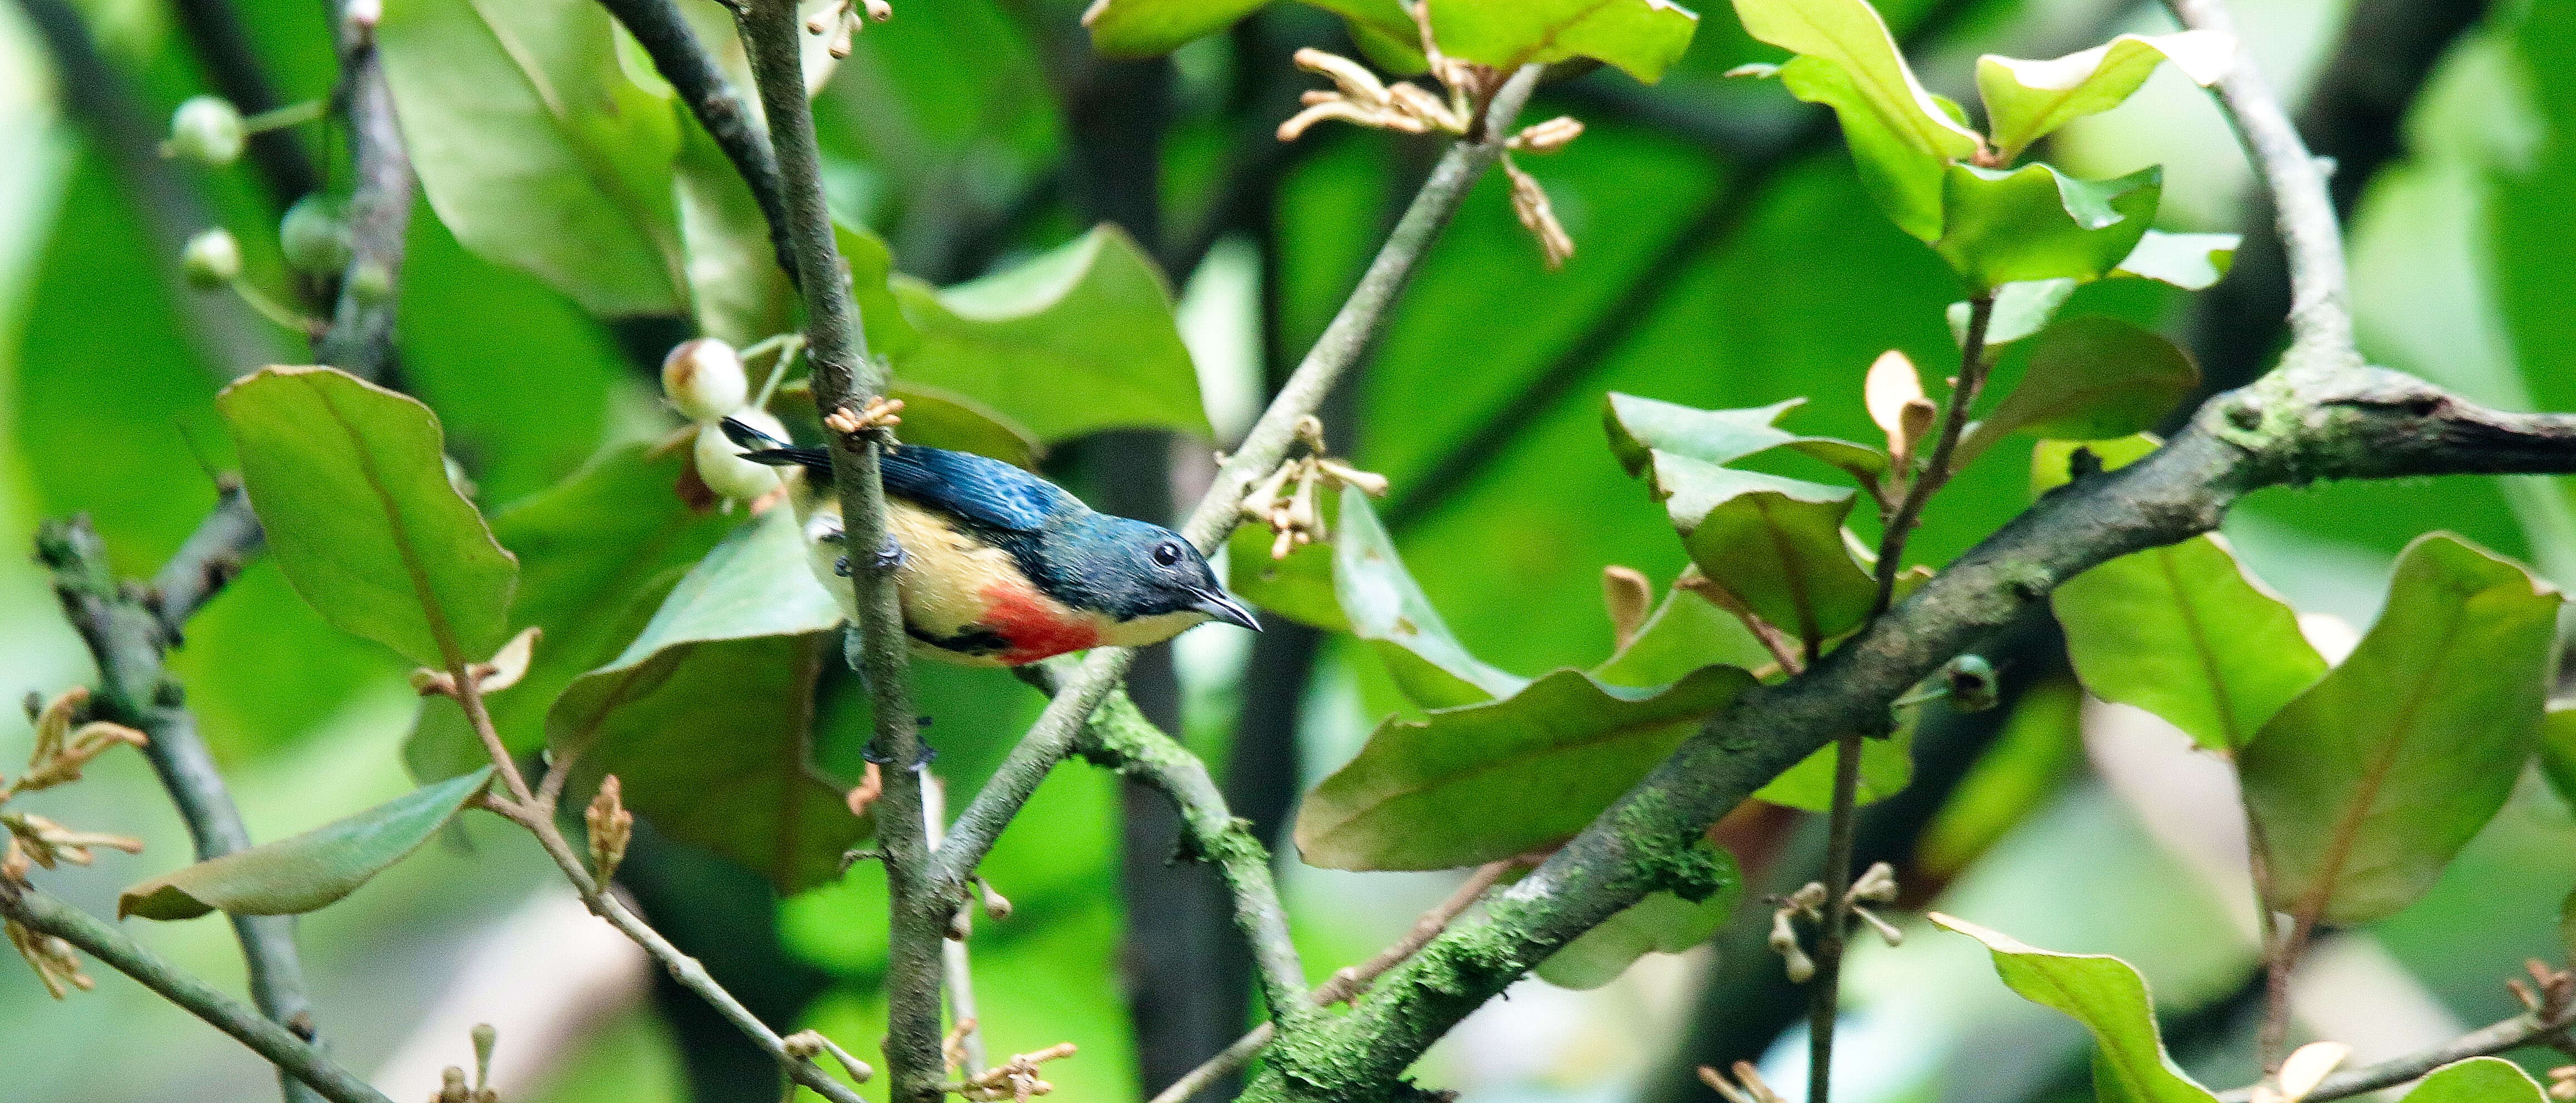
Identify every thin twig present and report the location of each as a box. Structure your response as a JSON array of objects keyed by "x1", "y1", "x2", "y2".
[
  {"x1": 934, "y1": 62, "x2": 1547, "y2": 899},
  {"x1": 595, "y1": 0, "x2": 799, "y2": 288},
  {"x1": 453, "y1": 674, "x2": 868, "y2": 1103},
  {"x1": 2213, "y1": 1006, "x2": 2576, "y2": 1103},
  {"x1": 924, "y1": 776, "x2": 987, "y2": 1079},
  {"x1": 0, "y1": 881, "x2": 391, "y2": 1103},
  {"x1": 1150, "y1": 859, "x2": 1524, "y2": 1103},
  {"x1": 731, "y1": 4, "x2": 940, "y2": 1100}
]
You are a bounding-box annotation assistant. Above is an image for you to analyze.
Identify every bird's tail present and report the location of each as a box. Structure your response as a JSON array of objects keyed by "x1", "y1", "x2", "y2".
[{"x1": 720, "y1": 417, "x2": 833, "y2": 478}]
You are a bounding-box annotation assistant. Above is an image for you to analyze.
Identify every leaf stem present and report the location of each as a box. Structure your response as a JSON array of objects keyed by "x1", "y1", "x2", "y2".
[
  {"x1": 0, "y1": 879, "x2": 389, "y2": 1103},
  {"x1": 2217, "y1": 1001, "x2": 2576, "y2": 1103}
]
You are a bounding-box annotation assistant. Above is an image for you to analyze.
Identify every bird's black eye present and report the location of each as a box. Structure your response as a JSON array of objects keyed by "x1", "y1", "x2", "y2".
[{"x1": 1153, "y1": 541, "x2": 1182, "y2": 567}]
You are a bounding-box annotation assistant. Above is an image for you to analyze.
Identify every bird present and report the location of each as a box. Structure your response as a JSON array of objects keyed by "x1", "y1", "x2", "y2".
[{"x1": 721, "y1": 417, "x2": 1259, "y2": 666}]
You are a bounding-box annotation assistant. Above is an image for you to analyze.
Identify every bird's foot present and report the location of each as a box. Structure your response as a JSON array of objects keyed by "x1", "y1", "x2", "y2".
[
  {"x1": 859, "y1": 738, "x2": 937, "y2": 772},
  {"x1": 874, "y1": 540, "x2": 905, "y2": 571}
]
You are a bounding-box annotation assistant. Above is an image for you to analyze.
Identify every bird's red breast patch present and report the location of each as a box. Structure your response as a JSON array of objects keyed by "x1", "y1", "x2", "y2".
[{"x1": 976, "y1": 581, "x2": 1102, "y2": 665}]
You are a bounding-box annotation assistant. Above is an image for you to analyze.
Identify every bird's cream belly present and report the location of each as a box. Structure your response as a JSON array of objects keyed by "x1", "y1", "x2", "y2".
[{"x1": 802, "y1": 498, "x2": 1115, "y2": 664}]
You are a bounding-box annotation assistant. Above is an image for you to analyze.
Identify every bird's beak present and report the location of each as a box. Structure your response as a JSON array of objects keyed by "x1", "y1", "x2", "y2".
[{"x1": 1193, "y1": 589, "x2": 1262, "y2": 632}]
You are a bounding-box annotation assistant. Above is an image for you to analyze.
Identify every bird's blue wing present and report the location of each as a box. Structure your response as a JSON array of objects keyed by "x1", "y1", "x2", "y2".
[{"x1": 880, "y1": 446, "x2": 1070, "y2": 533}]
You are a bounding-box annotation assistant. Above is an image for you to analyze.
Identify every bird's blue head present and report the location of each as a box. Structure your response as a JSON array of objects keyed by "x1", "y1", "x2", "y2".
[{"x1": 1029, "y1": 513, "x2": 1259, "y2": 644}]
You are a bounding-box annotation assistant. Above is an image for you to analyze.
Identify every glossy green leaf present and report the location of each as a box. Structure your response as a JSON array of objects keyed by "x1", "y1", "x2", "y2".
[
  {"x1": 1604, "y1": 392, "x2": 1886, "y2": 484},
  {"x1": 1081, "y1": 0, "x2": 1265, "y2": 58},
  {"x1": 2114, "y1": 230, "x2": 2240, "y2": 290},
  {"x1": 1754, "y1": 711, "x2": 1914, "y2": 810},
  {"x1": 1335, "y1": 492, "x2": 1527, "y2": 708},
  {"x1": 1593, "y1": 585, "x2": 1775, "y2": 688},
  {"x1": 2240, "y1": 534, "x2": 2562, "y2": 926},
  {"x1": 892, "y1": 224, "x2": 1209, "y2": 443},
  {"x1": 1976, "y1": 31, "x2": 2234, "y2": 160},
  {"x1": 2055, "y1": 533, "x2": 2321, "y2": 752},
  {"x1": 379, "y1": 0, "x2": 687, "y2": 315},
  {"x1": 217, "y1": 367, "x2": 520, "y2": 669},
  {"x1": 1932, "y1": 913, "x2": 2223, "y2": 1103},
  {"x1": 1949, "y1": 278, "x2": 2074, "y2": 348},
  {"x1": 546, "y1": 505, "x2": 864, "y2": 893},
  {"x1": 1314, "y1": 0, "x2": 1431, "y2": 72},
  {"x1": 1651, "y1": 454, "x2": 1875, "y2": 644},
  {"x1": 2399, "y1": 1058, "x2": 2548, "y2": 1103},
  {"x1": 1934, "y1": 163, "x2": 2162, "y2": 293},
  {"x1": 1427, "y1": 0, "x2": 1699, "y2": 83},
  {"x1": 1296, "y1": 664, "x2": 1755, "y2": 870},
  {"x1": 1959, "y1": 316, "x2": 2199, "y2": 463},
  {"x1": 119, "y1": 768, "x2": 496, "y2": 920},
  {"x1": 2538, "y1": 706, "x2": 2576, "y2": 810},
  {"x1": 1536, "y1": 851, "x2": 1741, "y2": 989},
  {"x1": 1732, "y1": 0, "x2": 1984, "y2": 240},
  {"x1": 406, "y1": 444, "x2": 734, "y2": 782},
  {"x1": 676, "y1": 116, "x2": 791, "y2": 348}
]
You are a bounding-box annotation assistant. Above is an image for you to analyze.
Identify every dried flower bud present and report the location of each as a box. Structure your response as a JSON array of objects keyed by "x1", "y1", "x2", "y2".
[
  {"x1": 1510, "y1": 115, "x2": 1584, "y2": 154},
  {"x1": 694, "y1": 410, "x2": 785, "y2": 501},
  {"x1": 861, "y1": 0, "x2": 890, "y2": 19},
  {"x1": 182, "y1": 229, "x2": 243, "y2": 288},
  {"x1": 168, "y1": 96, "x2": 246, "y2": 166},
  {"x1": 663, "y1": 338, "x2": 750, "y2": 422},
  {"x1": 586, "y1": 775, "x2": 635, "y2": 883},
  {"x1": 1502, "y1": 158, "x2": 1574, "y2": 269},
  {"x1": 1293, "y1": 47, "x2": 1391, "y2": 108},
  {"x1": 280, "y1": 194, "x2": 354, "y2": 276},
  {"x1": 1768, "y1": 909, "x2": 1813, "y2": 982},
  {"x1": 2275, "y1": 1041, "x2": 2350, "y2": 1103},
  {"x1": 1603, "y1": 565, "x2": 1652, "y2": 651}
]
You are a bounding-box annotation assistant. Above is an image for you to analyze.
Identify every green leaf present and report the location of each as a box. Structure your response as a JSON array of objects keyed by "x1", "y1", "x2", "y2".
[
  {"x1": 1313, "y1": 0, "x2": 1431, "y2": 72},
  {"x1": 2399, "y1": 1058, "x2": 2548, "y2": 1103},
  {"x1": 892, "y1": 225, "x2": 1210, "y2": 443},
  {"x1": 675, "y1": 115, "x2": 791, "y2": 347},
  {"x1": 1755, "y1": 711, "x2": 1913, "y2": 809},
  {"x1": 2538, "y1": 706, "x2": 2576, "y2": 811},
  {"x1": 1976, "y1": 31, "x2": 2234, "y2": 161},
  {"x1": 2113, "y1": 230, "x2": 2239, "y2": 290},
  {"x1": 1931, "y1": 913, "x2": 2223, "y2": 1103},
  {"x1": 1228, "y1": 491, "x2": 1346, "y2": 632},
  {"x1": 2055, "y1": 533, "x2": 2321, "y2": 752},
  {"x1": 1934, "y1": 163, "x2": 2162, "y2": 293},
  {"x1": 1948, "y1": 278, "x2": 2075, "y2": 348},
  {"x1": 405, "y1": 444, "x2": 733, "y2": 782},
  {"x1": 1593, "y1": 586, "x2": 1774, "y2": 688},
  {"x1": 1536, "y1": 852, "x2": 1741, "y2": 988},
  {"x1": 379, "y1": 0, "x2": 687, "y2": 315},
  {"x1": 1296, "y1": 665, "x2": 1755, "y2": 870},
  {"x1": 546, "y1": 505, "x2": 864, "y2": 893},
  {"x1": 216, "y1": 367, "x2": 520, "y2": 669},
  {"x1": 1651, "y1": 455, "x2": 1875, "y2": 645},
  {"x1": 838, "y1": 221, "x2": 923, "y2": 362},
  {"x1": 1603, "y1": 392, "x2": 1887, "y2": 487},
  {"x1": 2239, "y1": 534, "x2": 2562, "y2": 926},
  {"x1": 1730, "y1": 0, "x2": 1984, "y2": 240},
  {"x1": 2030, "y1": 432, "x2": 2161, "y2": 497},
  {"x1": 1082, "y1": 0, "x2": 1267, "y2": 57},
  {"x1": 1958, "y1": 316, "x2": 2198, "y2": 463},
  {"x1": 120, "y1": 768, "x2": 495, "y2": 920},
  {"x1": 883, "y1": 383, "x2": 1042, "y2": 469},
  {"x1": 1334, "y1": 492, "x2": 1527, "y2": 708},
  {"x1": 1426, "y1": 0, "x2": 1700, "y2": 84}
]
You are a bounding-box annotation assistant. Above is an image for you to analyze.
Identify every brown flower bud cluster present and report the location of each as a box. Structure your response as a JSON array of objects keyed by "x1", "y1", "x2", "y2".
[
  {"x1": 946, "y1": 1034, "x2": 1077, "y2": 1102},
  {"x1": 807, "y1": 0, "x2": 892, "y2": 58},
  {"x1": 3, "y1": 687, "x2": 150, "y2": 998},
  {"x1": 585, "y1": 775, "x2": 635, "y2": 884},
  {"x1": 1236, "y1": 416, "x2": 1390, "y2": 560},
  {"x1": 1768, "y1": 862, "x2": 1903, "y2": 983}
]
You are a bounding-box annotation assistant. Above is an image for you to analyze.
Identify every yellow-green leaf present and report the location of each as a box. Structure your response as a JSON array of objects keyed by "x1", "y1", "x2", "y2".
[
  {"x1": 1732, "y1": 0, "x2": 1984, "y2": 240},
  {"x1": 1427, "y1": 0, "x2": 1700, "y2": 83},
  {"x1": 120, "y1": 768, "x2": 495, "y2": 920},
  {"x1": 1932, "y1": 913, "x2": 2224, "y2": 1103},
  {"x1": 1976, "y1": 31, "x2": 2233, "y2": 160}
]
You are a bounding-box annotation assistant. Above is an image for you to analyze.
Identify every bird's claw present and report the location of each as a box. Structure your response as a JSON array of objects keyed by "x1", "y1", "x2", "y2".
[
  {"x1": 835, "y1": 555, "x2": 852, "y2": 577},
  {"x1": 859, "y1": 742, "x2": 937, "y2": 771},
  {"x1": 874, "y1": 540, "x2": 905, "y2": 571}
]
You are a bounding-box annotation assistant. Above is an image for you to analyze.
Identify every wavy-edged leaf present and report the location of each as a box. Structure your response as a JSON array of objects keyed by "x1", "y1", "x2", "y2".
[
  {"x1": 2399, "y1": 1058, "x2": 2548, "y2": 1103},
  {"x1": 546, "y1": 506, "x2": 863, "y2": 892},
  {"x1": 1935, "y1": 163, "x2": 2161, "y2": 293},
  {"x1": 1604, "y1": 392, "x2": 1885, "y2": 486},
  {"x1": 1932, "y1": 913, "x2": 2223, "y2": 1103},
  {"x1": 1976, "y1": 31, "x2": 2233, "y2": 160},
  {"x1": 1537, "y1": 852, "x2": 1741, "y2": 988},
  {"x1": 380, "y1": 0, "x2": 686, "y2": 315},
  {"x1": 2239, "y1": 534, "x2": 2562, "y2": 926},
  {"x1": 1298, "y1": 664, "x2": 1754, "y2": 870},
  {"x1": 1427, "y1": 0, "x2": 1700, "y2": 83},
  {"x1": 1335, "y1": 492, "x2": 1526, "y2": 708},
  {"x1": 892, "y1": 224, "x2": 1205, "y2": 443},
  {"x1": 2055, "y1": 532, "x2": 2320, "y2": 752},
  {"x1": 1650, "y1": 454, "x2": 1874, "y2": 644},
  {"x1": 120, "y1": 767, "x2": 495, "y2": 920},
  {"x1": 217, "y1": 367, "x2": 519, "y2": 669},
  {"x1": 1593, "y1": 585, "x2": 1773, "y2": 688},
  {"x1": 1959, "y1": 316, "x2": 2198, "y2": 463},
  {"x1": 406, "y1": 444, "x2": 733, "y2": 782},
  {"x1": 1731, "y1": 0, "x2": 1984, "y2": 240},
  {"x1": 2114, "y1": 230, "x2": 2239, "y2": 290}
]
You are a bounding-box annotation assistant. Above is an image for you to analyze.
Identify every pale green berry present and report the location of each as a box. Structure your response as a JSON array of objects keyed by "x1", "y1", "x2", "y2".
[
  {"x1": 662, "y1": 338, "x2": 749, "y2": 422},
  {"x1": 279, "y1": 195, "x2": 353, "y2": 276},
  {"x1": 181, "y1": 228, "x2": 242, "y2": 287},
  {"x1": 694, "y1": 409, "x2": 783, "y2": 500},
  {"x1": 169, "y1": 96, "x2": 245, "y2": 166}
]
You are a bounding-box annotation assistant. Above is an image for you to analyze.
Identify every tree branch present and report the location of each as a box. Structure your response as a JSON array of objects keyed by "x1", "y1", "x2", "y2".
[
  {"x1": 733, "y1": 5, "x2": 939, "y2": 1100},
  {"x1": 0, "y1": 879, "x2": 390, "y2": 1103},
  {"x1": 312, "y1": 4, "x2": 414, "y2": 383},
  {"x1": 933, "y1": 64, "x2": 1547, "y2": 903},
  {"x1": 2213, "y1": 1005, "x2": 2576, "y2": 1103},
  {"x1": 596, "y1": 0, "x2": 799, "y2": 289}
]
